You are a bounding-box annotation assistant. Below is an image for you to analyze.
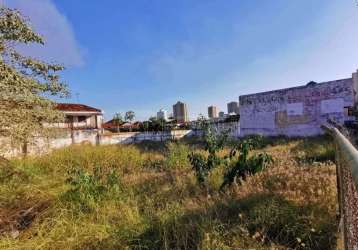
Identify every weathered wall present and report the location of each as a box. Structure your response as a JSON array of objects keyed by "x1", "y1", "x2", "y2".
[
  {"x1": 239, "y1": 78, "x2": 354, "y2": 136},
  {"x1": 212, "y1": 120, "x2": 240, "y2": 138},
  {"x1": 100, "y1": 130, "x2": 195, "y2": 145},
  {"x1": 353, "y1": 70, "x2": 358, "y2": 106},
  {"x1": 0, "y1": 129, "x2": 196, "y2": 158}
]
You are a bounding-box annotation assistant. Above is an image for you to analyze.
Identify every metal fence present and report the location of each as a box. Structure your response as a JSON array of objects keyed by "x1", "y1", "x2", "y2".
[{"x1": 324, "y1": 126, "x2": 358, "y2": 250}]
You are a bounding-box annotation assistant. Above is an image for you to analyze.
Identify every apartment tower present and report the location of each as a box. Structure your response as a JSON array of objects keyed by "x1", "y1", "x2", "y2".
[
  {"x1": 227, "y1": 101, "x2": 239, "y2": 114},
  {"x1": 173, "y1": 101, "x2": 189, "y2": 123},
  {"x1": 208, "y1": 106, "x2": 218, "y2": 119}
]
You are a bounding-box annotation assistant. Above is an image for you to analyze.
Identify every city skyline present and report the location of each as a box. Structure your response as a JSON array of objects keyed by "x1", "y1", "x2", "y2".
[{"x1": 6, "y1": 0, "x2": 358, "y2": 120}]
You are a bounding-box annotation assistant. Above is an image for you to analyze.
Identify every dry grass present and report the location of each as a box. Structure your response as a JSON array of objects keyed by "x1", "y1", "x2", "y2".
[{"x1": 0, "y1": 136, "x2": 338, "y2": 249}]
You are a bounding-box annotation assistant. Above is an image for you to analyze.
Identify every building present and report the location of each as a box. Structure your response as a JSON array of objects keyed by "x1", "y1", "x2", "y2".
[
  {"x1": 56, "y1": 103, "x2": 103, "y2": 129},
  {"x1": 173, "y1": 101, "x2": 189, "y2": 123},
  {"x1": 208, "y1": 106, "x2": 218, "y2": 119},
  {"x1": 227, "y1": 101, "x2": 239, "y2": 114},
  {"x1": 102, "y1": 120, "x2": 142, "y2": 132},
  {"x1": 157, "y1": 109, "x2": 168, "y2": 121},
  {"x1": 190, "y1": 114, "x2": 240, "y2": 138},
  {"x1": 102, "y1": 119, "x2": 123, "y2": 132},
  {"x1": 239, "y1": 70, "x2": 358, "y2": 137},
  {"x1": 218, "y1": 111, "x2": 225, "y2": 118},
  {"x1": 212, "y1": 114, "x2": 240, "y2": 137}
]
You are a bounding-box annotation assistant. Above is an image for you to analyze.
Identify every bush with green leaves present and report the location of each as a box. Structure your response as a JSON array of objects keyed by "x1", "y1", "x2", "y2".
[
  {"x1": 221, "y1": 140, "x2": 273, "y2": 190},
  {"x1": 188, "y1": 125, "x2": 228, "y2": 185},
  {"x1": 62, "y1": 166, "x2": 121, "y2": 212},
  {"x1": 188, "y1": 124, "x2": 273, "y2": 190}
]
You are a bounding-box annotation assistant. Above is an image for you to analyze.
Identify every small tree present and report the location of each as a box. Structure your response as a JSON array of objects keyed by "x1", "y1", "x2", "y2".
[
  {"x1": 125, "y1": 111, "x2": 135, "y2": 132},
  {"x1": 188, "y1": 124, "x2": 228, "y2": 187},
  {"x1": 149, "y1": 116, "x2": 166, "y2": 132},
  {"x1": 125, "y1": 111, "x2": 135, "y2": 123},
  {"x1": 196, "y1": 114, "x2": 207, "y2": 131},
  {"x1": 141, "y1": 121, "x2": 150, "y2": 132},
  {"x1": 113, "y1": 113, "x2": 123, "y2": 132},
  {"x1": 220, "y1": 140, "x2": 273, "y2": 190},
  {"x1": 0, "y1": 6, "x2": 69, "y2": 154}
]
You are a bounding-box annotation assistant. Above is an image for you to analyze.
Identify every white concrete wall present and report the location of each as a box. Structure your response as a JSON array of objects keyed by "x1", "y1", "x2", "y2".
[
  {"x1": 239, "y1": 78, "x2": 354, "y2": 137},
  {"x1": 211, "y1": 121, "x2": 240, "y2": 138},
  {"x1": 0, "y1": 129, "x2": 195, "y2": 158},
  {"x1": 353, "y1": 70, "x2": 358, "y2": 106}
]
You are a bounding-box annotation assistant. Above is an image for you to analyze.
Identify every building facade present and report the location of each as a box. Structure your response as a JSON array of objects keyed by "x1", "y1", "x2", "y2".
[
  {"x1": 157, "y1": 109, "x2": 168, "y2": 121},
  {"x1": 173, "y1": 101, "x2": 189, "y2": 123},
  {"x1": 239, "y1": 74, "x2": 356, "y2": 137},
  {"x1": 227, "y1": 101, "x2": 239, "y2": 114},
  {"x1": 208, "y1": 106, "x2": 218, "y2": 119},
  {"x1": 212, "y1": 115, "x2": 240, "y2": 137},
  {"x1": 56, "y1": 103, "x2": 103, "y2": 130}
]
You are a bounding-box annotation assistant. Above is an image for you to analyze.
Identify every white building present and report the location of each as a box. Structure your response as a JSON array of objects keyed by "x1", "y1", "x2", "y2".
[
  {"x1": 55, "y1": 103, "x2": 103, "y2": 130},
  {"x1": 157, "y1": 109, "x2": 168, "y2": 121},
  {"x1": 239, "y1": 71, "x2": 357, "y2": 137}
]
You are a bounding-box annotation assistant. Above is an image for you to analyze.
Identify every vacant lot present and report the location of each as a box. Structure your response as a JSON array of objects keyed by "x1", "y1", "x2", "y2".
[{"x1": 0, "y1": 136, "x2": 337, "y2": 249}]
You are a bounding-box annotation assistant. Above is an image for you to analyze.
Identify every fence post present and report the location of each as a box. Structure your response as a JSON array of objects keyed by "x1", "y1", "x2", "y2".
[{"x1": 323, "y1": 126, "x2": 358, "y2": 250}]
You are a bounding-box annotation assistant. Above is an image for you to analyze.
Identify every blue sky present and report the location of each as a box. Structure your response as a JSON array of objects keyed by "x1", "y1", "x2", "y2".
[{"x1": 4, "y1": 0, "x2": 358, "y2": 120}]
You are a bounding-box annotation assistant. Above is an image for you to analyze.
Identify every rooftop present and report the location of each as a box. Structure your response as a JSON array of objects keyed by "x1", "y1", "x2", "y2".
[
  {"x1": 56, "y1": 103, "x2": 102, "y2": 113},
  {"x1": 239, "y1": 78, "x2": 352, "y2": 99}
]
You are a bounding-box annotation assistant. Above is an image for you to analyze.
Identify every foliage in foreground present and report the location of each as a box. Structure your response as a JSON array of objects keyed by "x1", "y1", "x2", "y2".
[
  {"x1": 0, "y1": 6, "x2": 68, "y2": 149},
  {"x1": 221, "y1": 140, "x2": 273, "y2": 189},
  {"x1": 0, "y1": 137, "x2": 338, "y2": 249},
  {"x1": 188, "y1": 125, "x2": 228, "y2": 185},
  {"x1": 188, "y1": 126, "x2": 273, "y2": 190},
  {"x1": 62, "y1": 166, "x2": 121, "y2": 212}
]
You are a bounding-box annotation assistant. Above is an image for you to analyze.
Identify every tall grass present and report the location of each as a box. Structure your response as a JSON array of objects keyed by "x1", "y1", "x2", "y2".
[{"x1": 0, "y1": 137, "x2": 337, "y2": 249}]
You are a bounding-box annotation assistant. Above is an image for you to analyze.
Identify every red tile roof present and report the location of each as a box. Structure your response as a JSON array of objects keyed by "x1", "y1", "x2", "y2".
[
  {"x1": 56, "y1": 103, "x2": 102, "y2": 113},
  {"x1": 102, "y1": 119, "x2": 122, "y2": 128}
]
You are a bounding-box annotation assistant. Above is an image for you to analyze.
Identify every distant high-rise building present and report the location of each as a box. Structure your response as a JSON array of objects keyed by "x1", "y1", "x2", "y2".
[
  {"x1": 173, "y1": 101, "x2": 189, "y2": 123},
  {"x1": 218, "y1": 111, "x2": 225, "y2": 118},
  {"x1": 157, "y1": 109, "x2": 168, "y2": 121},
  {"x1": 227, "y1": 101, "x2": 239, "y2": 114},
  {"x1": 208, "y1": 106, "x2": 218, "y2": 119}
]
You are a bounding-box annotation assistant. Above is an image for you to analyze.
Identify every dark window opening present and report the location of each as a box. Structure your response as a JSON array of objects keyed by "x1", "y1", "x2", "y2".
[
  {"x1": 78, "y1": 116, "x2": 87, "y2": 122},
  {"x1": 65, "y1": 116, "x2": 73, "y2": 123}
]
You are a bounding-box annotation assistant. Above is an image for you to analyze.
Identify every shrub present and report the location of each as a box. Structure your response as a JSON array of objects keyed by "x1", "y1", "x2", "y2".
[
  {"x1": 292, "y1": 135, "x2": 335, "y2": 164},
  {"x1": 62, "y1": 166, "x2": 121, "y2": 212},
  {"x1": 164, "y1": 142, "x2": 190, "y2": 169},
  {"x1": 188, "y1": 126, "x2": 228, "y2": 186},
  {"x1": 221, "y1": 140, "x2": 273, "y2": 189}
]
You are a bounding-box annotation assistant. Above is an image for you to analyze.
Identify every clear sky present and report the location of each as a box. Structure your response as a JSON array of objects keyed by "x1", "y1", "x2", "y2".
[{"x1": 4, "y1": 0, "x2": 358, "y2": 121}]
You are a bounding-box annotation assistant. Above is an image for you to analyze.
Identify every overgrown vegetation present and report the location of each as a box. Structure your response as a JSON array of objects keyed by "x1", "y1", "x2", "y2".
[
  {"x1": 188, "y1": 125, "x2": 274, "y2": 190},
  {"x1": 221, "y1": 140, "x2": 273, "y2": 189},
  {"x1": 0, "y1": 136, "x2": 338, "y2": 250},
  {"x1": 188, "y1": 126, "x2": 228, "y2": 186},
  {"x1": 62, "y1": 166, "x2": 121, "y2": 212}
]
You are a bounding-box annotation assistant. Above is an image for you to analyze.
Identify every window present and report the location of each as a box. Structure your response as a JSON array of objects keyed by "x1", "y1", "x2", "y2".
[
  {"x1": 65, "y1": 116, "x2": 73, "y2": 123},
  {"x1": 78, "y1": 116, "x2": 87, "y2": 122}
]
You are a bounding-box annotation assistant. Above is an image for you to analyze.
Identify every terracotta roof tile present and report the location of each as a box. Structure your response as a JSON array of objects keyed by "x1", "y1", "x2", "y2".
[{"x1": 56, "y1": 103, "x2": 102, "y2": 113}]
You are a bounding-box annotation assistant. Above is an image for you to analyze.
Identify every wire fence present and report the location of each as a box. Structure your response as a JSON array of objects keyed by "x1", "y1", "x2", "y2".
[{"x1": 323, "y1": 125, "x2": 358, "y2": 250}]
